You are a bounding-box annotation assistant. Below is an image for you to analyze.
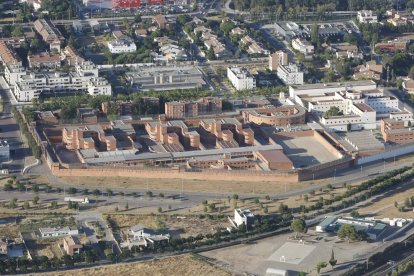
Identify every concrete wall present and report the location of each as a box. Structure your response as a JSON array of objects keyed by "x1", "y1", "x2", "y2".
[
  {"x1": 357, "y1": 142, "x2": 414, "y2": 165},
  {"x1": 50, "y1": 165, "x2": 299, "y2": 182}
]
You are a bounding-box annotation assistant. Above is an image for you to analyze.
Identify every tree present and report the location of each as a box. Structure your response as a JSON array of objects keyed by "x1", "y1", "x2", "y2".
[
  {"x1": 337, "y1": 224, "x2": 359, "y2": 242},
  {"x1": 350, "y1": 210, "x2": 360, "y2": 218},
  {"x1": 329, "y1": 249, "x2": 337, "y2": 268},
  {"x1": 12, "y1": 26, "x2": 24, "y2": 37},
  {"x1": 23, "y1": 201, "x2": 30, "y2": 210},
  {"x1": 409, "y1": 66, "x2": 414, "y2": 80},
  {"x1": 207, "y1": 47, "x2": 216, "y2": 60},
  {"x1": 304, "y1": 194, "x2": 309, "y2": 202},
  {"x1": 32, "y1": 196, "x2": 39, "y2": 205},
  {"x1": 311, "y1": 24, "x2": 320, "y2": 48},
  {"x1": 51, "y1": 201, "x2": 58, "y2": 209},
  {"x1": 316, "y1": 262, "x2": 327, "y2": 274},
  {"x1": 324, "y1": 106, "x2": 343, "y2": 118},
  {"x1": 158, "y1": 207, "x2": 162, "y2": 213},
  {"x1": 290, "y1": 218, "x2": 306, "y2": 239}
]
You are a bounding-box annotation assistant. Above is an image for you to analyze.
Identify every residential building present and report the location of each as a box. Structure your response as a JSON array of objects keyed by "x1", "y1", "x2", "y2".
[
  {"x1": 62, "y1": 46, "x2": 85, "y2": 66},
  {"x1": 13, "y1": 62, "x2": 110, "y2": 101},
  {"x1": 240, "y1": 36, "x2": 269, "y2": 56},
  {"x1": 375, "y1": 39, "x2": 408, "y2": 53},
  {"x1": 33, "y1": 19, "x2": 64, "y2": 51},
  {"x1": 227, "y1": 67, "x2": 256, "y2": 91},
  {"x1": 62, "y1": 235, "x2": 83, "y2": 256},
  {"x1": 165, "y1": 97, "x2": 222, "y2": 119},
  {"x1": 194, "y1": 26, "x2": 230, "y2": 58},
  {"x1": 329, "y1": 43, "x2": 363, "y2": 59},
  {"x1": 28, "y1": 53, "x2": 61, "y2": 69},
  {"x1": 107, "y1": 39, "x2": 137, "y2": 53},
  {"x1": 403, "y1": 78, "x2": 414, "y2": 94},
  {"x1": 277, "y1": 63, "x2": 304, "y2": 85},
  {"x1": 158, "y1": 44, "x2": 188, "y2": 62},
  {"x1": 87, "y1": 77, "x2": 112, "y2": 96},
  {"x1": 269, "y1": 50, "x2": 289, "y2": 71},
  {"x1": 381, "y1": 118, "x2": 414, "y2": 144},
  {"x1": 153, "y1": 14, "x2": 174, "y2": 30},
  {"x1": 39, "y1": 227, "x2": 79, "y2": 238},
  {"x1": 0, "y1": 41, "x2": 21, "y2": 66},
  {"x1": 353, "y1": 61, "x2": 383, "y2": 80},
  {"x1": 357, "y1": 10, "x2": 378, "y2": 24},
  {"x1": 234, "y1": 209, "x2": 255, "y2": 227},
  {"x1": 292, "y1": 38, "x2": 314, "y2": 55},
  {"x1": 0, "y1": 140, "x2": 10, "y2": 162}
]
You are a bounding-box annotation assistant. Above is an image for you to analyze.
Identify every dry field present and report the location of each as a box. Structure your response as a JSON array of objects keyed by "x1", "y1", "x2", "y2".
[
  {"x1": 34, "y1": 254, "x2": 231, "y2": 276},
  {"x1": 358, "y1": 186, "x2": 414, "y2": 218},
  {"x1": 57, "y1": 175, "x2": 326, "y2": 195},
  {"x1": 106, "y1": 214, "x2": 227, "y2": 239}
]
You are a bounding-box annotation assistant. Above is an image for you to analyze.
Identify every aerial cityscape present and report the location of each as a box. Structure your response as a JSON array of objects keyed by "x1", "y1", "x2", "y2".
[{"x1": 1, "y1": 0, "x2": 414, "y2": 275}]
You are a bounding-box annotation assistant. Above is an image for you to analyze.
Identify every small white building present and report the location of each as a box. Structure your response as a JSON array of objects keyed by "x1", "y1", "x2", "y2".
[
  {"x1": 357, "y1": 10, "x2": 378, "y2": 24},
  {"x1": 227, "y1": 67, "x2": 256, "y2": 91},
  {"x1": 39, "y1": 227, "x2": 79, "y2": 238},
  {"x1": 107, "y1": 39, "x2": 137, "y2": 54},
  {"x1": 277, "y1": 63, "x2": 304, "y2": 85},
  {"x1": 234, "y1": 209, "x2": 255, "y2": 227},
  {"x1": 292, "y1": 38, "x2": 314, "y2": 55}
]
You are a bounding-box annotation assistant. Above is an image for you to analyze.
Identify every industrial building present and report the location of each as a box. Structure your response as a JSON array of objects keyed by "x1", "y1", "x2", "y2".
[{"x1": 126, "y1": 66, "x2": 206, "y2": 91}]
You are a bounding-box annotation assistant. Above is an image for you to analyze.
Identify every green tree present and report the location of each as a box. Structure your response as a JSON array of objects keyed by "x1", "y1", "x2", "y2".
[
  {"x1": 350, "y1": 210, "x2": 360, "y2": 218},
  {"x1": 329, "y1": 249, "x2": 337, "y2": 268},
  {"x1": 290, "y1": 218, "x2": 306, "y2": 239},
  {"x1": 23, "y1": 201, "x2": 30, "y2": 210},
  {"x1": 337, "y1": 224, "x2": 359, "y2": 242},
  {"x1": 207, "y1": 47, "x2": 216, "y2": 60},
  {"x1": 316, "y1": 262, "x2": 327, "y2": 274},
  {"x1": 32, "y1": 196, "x2": 40, "y2": 205}
]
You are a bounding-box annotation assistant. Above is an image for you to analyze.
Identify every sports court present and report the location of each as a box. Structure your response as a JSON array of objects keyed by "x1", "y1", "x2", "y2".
[{"x1": 267, "y1": 242, "x2": 316, "y2": 265}]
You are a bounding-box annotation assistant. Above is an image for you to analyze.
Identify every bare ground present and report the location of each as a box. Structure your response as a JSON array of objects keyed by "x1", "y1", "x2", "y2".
[{"x1": 34, "y1": 254, "x2": 231, "y2": 276}]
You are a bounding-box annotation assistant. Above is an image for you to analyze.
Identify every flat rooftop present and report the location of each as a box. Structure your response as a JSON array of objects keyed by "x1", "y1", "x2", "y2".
[{"x1": 290, "y1": 80, "x2": 375, "y2": 91}]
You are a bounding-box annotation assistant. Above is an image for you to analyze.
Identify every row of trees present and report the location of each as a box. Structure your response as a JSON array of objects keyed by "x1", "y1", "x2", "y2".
[{"x1": 12, "y1": 107, "x2": 41, "y2": 159}]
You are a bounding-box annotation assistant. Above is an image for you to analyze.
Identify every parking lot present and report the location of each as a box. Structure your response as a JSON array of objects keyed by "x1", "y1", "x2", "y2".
[{"x1": 201, "y1": 230, "x2": 382, "y2": 275}]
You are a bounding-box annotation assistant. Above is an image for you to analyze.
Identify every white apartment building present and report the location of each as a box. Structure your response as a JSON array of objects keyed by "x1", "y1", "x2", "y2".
[
  {"x1": 13, "y1": 62, "x2": 111, "y2": 101},
  {"x1": 289, "y1": 80, "x2": 377, "y2": 98},
  {"x1": 4, "y1": 63, "x2": 26, "y2": 88},
  {"x1": 301, "y1": 87, "x2": 408, "y2": 132},
  {"x1": 357, "y1": 10, "x2": 378, "y2": 24},
  {"x1": 322, "y1": 103, "x2": 377, "y2": 131},
  {"x1": 269, "y1": 51, "x2": 289, "y2": 71},
  {"x1": 87, "y1": 77, "x2": 112, "y2": 96},
  {"x1": 227, "y1": 67, "x2": 256, "y2": 91},
  {"x1": 107, "y1": 39, "x2": 137, "y2": 54},
  {"x1": 277, "y1": 63, "x2": 304, "y2": 85},
  {"x1": 292, "y1": 38, "x2": 314, "y2": 55}
]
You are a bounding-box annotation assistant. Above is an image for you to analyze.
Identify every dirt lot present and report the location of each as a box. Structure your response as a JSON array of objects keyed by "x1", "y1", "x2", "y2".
[
  {"x1": 358, "y1": 185, "x2": 414, "y2": 218},
  {"x1": 58, "y1": 175, "x2": 326, "y2": 195},
  {"x1": 35, "y1": 254, "x2": 230, "y2": 276},
  {"x1": 107, "y1": 214, "x2": 227, "y2": 239},
  {"x1": 27, "y1": 238, "x2": 62, "y2": 259}
]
